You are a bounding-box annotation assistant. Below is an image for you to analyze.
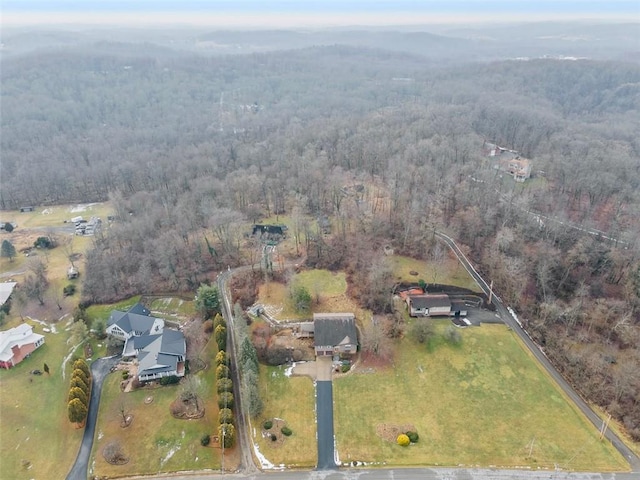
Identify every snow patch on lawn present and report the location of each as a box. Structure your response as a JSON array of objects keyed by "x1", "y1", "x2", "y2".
[
  {"x1": 253, "y1": 441, "x2": 278, "y2": 469},
  {"x1": 27, "y1": 316, "x2": 57, "y2": 333},
  {"x1": 69, "y1": 203, "x2": 100, "y2": 213},
  {"x1": 284, "y1": 362, "x2": 296, "y2": 377},
  {"x1": 61, "y1": 340, "x2": 85, "y2": 380},
  {"x1": 160, "y1": 445, "x2": 180, "y2": 466}
]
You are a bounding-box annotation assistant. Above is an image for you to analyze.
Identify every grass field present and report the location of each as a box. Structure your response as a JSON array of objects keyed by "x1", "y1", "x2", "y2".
[
  {"x1": 253, "y1": 365, "x2": 317, "y2": 468},
  {"x1": 1, "y1": 203, "x2": 112, "y2": 229},
  {"x1": 85, "y1": 296, "x2": 142, "y2": 323},
  {"x1": 90, "y1": 339, "x2": 223, "y2": 478},
  {"x1": 258, "y1": 269, "x2": 364, "y2": 322},
  {"x1": 149, "y1": 297, "x2": 197, "y2": 320},
  {"x1": 389, "y1": 254, "x2": 481, "y2": 292},
  {"x1": 333, "y1": 321, "x2": 628, "y2": 471},
  {"x1": 0, "y1": 318, "x2": 85, "y2": 480}
]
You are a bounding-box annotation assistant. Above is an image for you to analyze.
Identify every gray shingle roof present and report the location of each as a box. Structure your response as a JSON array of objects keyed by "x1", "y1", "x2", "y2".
[
  {"x1": 107, "y1": 303, "x2": 160, "y2": 335},
  {"x1": 408, "y1": 294, "x2": 451, "y2": 309},
  {"x1": 313, "y1": 313, "x2": 357, "y2": 348},
  {"x1": 136, "y1": 330, "x2": 185, "y2": 378}
]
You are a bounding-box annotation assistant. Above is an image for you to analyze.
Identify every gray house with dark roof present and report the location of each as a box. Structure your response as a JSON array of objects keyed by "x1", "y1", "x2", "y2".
[
  {"x1": 406, "y1": 294, "x2": 467, "y2": 317},
  {"x1": 106, "y1": 303, "x2": 163, "y2": 341},
  {"x1": 134, "y1": 330, "x2": 186, "y2": 382},
  {"x1": 106, "y1": 303, "x2": 186, "y2": 382},
  {"x1": 313, "y1": 313, "x2": 358, "y2": 357}
]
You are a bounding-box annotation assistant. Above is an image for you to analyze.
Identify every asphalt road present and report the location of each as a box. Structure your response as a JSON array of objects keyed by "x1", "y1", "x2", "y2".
[
  {"x1": 435, "y1": 231, "x2": 640, "y2": 473},
  {"x1": 114, "y1": 467, "x2": 640, "y2": 480},
  {"x1": 316, "y1": 380, "x2": 338, "y2": 470},
  {"x1": 66, "y1": 354, "x2": 121, "y2": 480}
]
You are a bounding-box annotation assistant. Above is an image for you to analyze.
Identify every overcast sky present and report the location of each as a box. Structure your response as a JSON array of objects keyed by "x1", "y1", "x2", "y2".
[{"x1": 3, "y1": 1, "x2": 639, "y2": 27}]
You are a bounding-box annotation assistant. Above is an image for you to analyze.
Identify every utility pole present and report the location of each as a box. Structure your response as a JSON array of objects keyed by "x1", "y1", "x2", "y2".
[{"x1": 488, "y1": 279, "x2": 494, "y2": 304}]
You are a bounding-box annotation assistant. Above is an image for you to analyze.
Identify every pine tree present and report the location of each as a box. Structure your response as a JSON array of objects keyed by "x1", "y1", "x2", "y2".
[{"x1": 0, "y1": 239, "x2": 16, "y2": 262}]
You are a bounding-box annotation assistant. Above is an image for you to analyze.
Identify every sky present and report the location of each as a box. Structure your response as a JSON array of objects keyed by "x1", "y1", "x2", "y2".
[{"x1": 3, "y1": 1, "x2": 639, "y2": 27}]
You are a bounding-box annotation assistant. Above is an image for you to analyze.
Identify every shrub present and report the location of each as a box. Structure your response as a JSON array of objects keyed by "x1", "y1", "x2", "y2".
[
  {"x1": 444, "y1": 325, "x2": 462, "y2": 345},
  {"x1": 270, "y1": 434, "x2": 277, "y2": 442},
  {"x1": 218, "y1": 391, "x2": 234, "y2": 409},
  {"x1": 406, "y1": 431, "x2": 419, "y2": 443},
  {"x1": 200, "y1": 434, "x2": 211, "y2": 446},
  {"x1": 215, "y1": 350, "x2": 228, "y2": 366},
  {"x1": 213, "y1": 313, "x2": 226, "y2": 330},
  {"x1": 160, "y1": 375, "x2": 180, "y2": 385},
  {"x1": 122, "y1": 371, "x2": 129, "y2": 380},
  {"x1": 281, "y1": 426, "x2": 292, "y2": 436},
  {"x1": 341, "y1": 364, "x2": 350, "y2": 373},
  {"x1": 218, "y1": 408, "x2": 234, "y2": 425},
  {"x1": 263, "y1": 420, "x2": 273, "y2": 430},
  {"x1": 73, "y1": 359, "x2": 91, "y2": 378},
  {"x1": 218, "y1": 423, "x2": 235, "y2": 448},
  {"x1": 63, "y1": 284, "x2": 76, "y2": 297},
  {"x1": 203, "y1": 319, "x2": 214, "y2": 334},
  {"x1": 217, "y1": 378, "x2": 234, "y2": 394},
  {"x1": 397, "y1": 434, "x2": 410, "y2": 446},
  {"x1": 34, "y1": 236, "x2": 54, "y2": 249},
  {"x1": 214, "y1": 325, "x2": 227, "y2": 351},
  {"x1": 216, "y1": 364, "x2": 230, "y2": 380}
]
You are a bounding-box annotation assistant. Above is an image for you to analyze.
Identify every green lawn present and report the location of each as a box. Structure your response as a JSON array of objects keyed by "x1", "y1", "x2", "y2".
[
  {"x1": 258, "y1": 269, "x2": 363, "y2": 322},
  {"x1": 333, "y1": 322, "x2": 628, "y2": 471},
  {"x1": 294, "y1": 269, "x2": 347, "y2": 297},
  {"x1": 86, "y1": 296, "x2": 142, "y2": 322},
  {"x1": 1, "y1": 202, "x2": 112, "y2": 229},
  {"x1": 90, "y1": 339, "x2": 220, "y2": 478},
  {"x1": 389, "y1": 255, "x2": 481, "y2": 292},
  {"x1": 0, "y1": 319, "x2": 85, "y2": 480},
  {"x1": 253, "y1": 365, "x2": 317, "y2": 468},
  {"x1": 149, "y1": 297, "x2": 196, "y2": 319}
]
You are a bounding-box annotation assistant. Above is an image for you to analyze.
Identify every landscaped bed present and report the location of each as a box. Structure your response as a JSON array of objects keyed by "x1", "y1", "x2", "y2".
[{"x1": 253, "y1": 364, "x2": 317, "y2": 468}]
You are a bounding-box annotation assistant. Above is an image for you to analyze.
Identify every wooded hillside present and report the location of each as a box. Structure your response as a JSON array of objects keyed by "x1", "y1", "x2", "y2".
[{"x1": 2, "y1": 31, "x2": 639, "y2": 442}]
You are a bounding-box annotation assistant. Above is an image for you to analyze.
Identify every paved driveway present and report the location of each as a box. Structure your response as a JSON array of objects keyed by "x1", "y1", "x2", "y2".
[
  {"x1": 316, "y1": 356, "x2": 337, "y2": 470},
  {"x1": 66, "y1": 355, "x2": 120, "y2": 480}
]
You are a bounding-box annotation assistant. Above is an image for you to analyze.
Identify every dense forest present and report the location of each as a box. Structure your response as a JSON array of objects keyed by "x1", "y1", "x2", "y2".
[{"x1": 1, "y1": 26, "x2": 639, "y2": 441}]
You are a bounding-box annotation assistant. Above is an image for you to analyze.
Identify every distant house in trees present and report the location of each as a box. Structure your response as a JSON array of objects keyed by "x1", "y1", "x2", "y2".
[
  {"x1": 106, "y1": 303, "x2": 186, "y2": 382},
  {"x1": 406, "y1": 294, "x2": 467, "y2": 318},
  {"x1": 252, "y1": 224, "x2": 288, "y2": 237},
  {"x1": 482, "y1": 141, "x2": 532, "y2": 182},
  {"x1": 0, "y1": 324, "x2": 45, "y2": 369},
  {"x1": 313, "y1": 313, "x2": 358, "y2": 357},
  {"x1": 67, "y1": 266, "x2": 79, "y2": 279}
]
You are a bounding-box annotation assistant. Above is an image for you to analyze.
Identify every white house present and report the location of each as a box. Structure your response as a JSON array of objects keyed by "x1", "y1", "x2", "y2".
[{"x1": 0, "y1": 324, "x2": 45, "y2": 369}]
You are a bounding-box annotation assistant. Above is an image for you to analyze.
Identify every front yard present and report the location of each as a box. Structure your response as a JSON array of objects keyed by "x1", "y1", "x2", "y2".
[
  {"x1": 333, "y1": 321, "x2": 628, "y2": 471},
  {"x1": 252, "y1": 320, "x2": 629, "y2": 471},
  {"x1": 252, "y1": 364, "x2": 317, "y2": 468},
  {"x1": 89, "y1": 338, "x2": 227, "y2": 478}
]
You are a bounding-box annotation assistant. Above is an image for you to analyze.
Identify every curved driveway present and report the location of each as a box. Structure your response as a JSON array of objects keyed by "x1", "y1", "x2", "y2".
[
  {"x1": 435, "y1": 231, "x2": 640, "y2": 473},
  {"x1": 66, "y1": 355, "x2": 121, "y2": 480}
]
